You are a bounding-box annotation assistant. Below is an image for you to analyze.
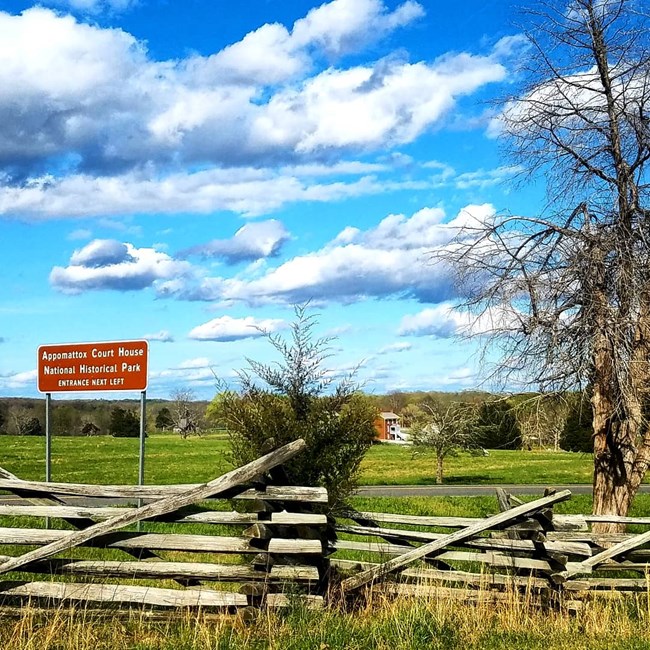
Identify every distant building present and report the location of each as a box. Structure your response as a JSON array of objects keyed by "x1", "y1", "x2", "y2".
[{"x1": 374, "y1": 412, "x2": 403, "y2": 441}]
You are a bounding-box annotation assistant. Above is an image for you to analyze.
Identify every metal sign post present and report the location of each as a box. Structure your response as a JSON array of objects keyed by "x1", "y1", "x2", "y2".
[
  {"x1": 37, "y1": 339, "x2": 150, "y2": 524},
  {"x1": 45, "y1": 392, "x2": 52, "y2": 483},
  {"x1": 44, "y1": 392, "x2": 52, "y2": 529},
  {"x1": 138, "y1": 390, "x2": 147, "y2": 528}
]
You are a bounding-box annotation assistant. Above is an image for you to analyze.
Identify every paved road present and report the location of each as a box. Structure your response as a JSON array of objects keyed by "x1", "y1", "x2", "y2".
[
  {"x1": 2, "y1": 483, "x2": 650, "y2": 505},
  {"x1": 355, "y1": 484, "x2": 650, "y2": 497}
]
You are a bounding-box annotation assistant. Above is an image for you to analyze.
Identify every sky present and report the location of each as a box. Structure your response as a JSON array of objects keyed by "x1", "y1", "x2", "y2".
[{"x1": 0, "y1": 0, "x2": 546, "y2": 400}]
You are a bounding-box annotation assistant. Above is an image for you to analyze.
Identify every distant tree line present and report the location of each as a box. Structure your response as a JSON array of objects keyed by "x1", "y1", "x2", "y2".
[
  {"x1": 0, "y1": 390, "x2": 594, "y2": 450},
  {"x1": 377, "y1": 390, "x2": 593, "y2": 454},
  {"x1": 0, "y1": 397, "x2": 210, "y2": 437}
]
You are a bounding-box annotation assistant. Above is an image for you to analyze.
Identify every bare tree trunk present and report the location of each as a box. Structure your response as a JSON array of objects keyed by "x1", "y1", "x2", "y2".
[
  {"x1": 436, "y1": 454, "x2": 444, "y2": 485},
  {"x1": 591, "y1": 350, "x2": 643, "y2": 531}
]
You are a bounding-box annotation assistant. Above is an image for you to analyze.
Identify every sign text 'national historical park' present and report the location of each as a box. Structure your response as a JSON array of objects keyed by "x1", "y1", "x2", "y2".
[{"x1": 38, "y1": 340, "x2": 149, "y2": 393}]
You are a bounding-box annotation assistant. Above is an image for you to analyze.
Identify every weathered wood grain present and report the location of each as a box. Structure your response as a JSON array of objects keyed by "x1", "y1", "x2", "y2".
[
  {"x1": 0, "y1": 439, "x2": 307, "y2": 576},
  {"x1": 0, "y1": 505, "x2": 328, "y2": 526},
  {"x1": 0, "y1": 481, "x2": 327, "y2": 503},
  {"x1": 341, "y1": 490, "x2": 572, "y2": 592},
  {"x1": 354, "y1": 512, "x2": 480, "y2": 528},
  {"x1": 565, "y1": 526, "x2": 650, "y2": 577},
  {"x1": 0, "y1": 555, "x2": 319, "y2": 582},
  {"x1": 0, "y1": 527, "x2": 322, "y2": 554},
  {"x1": 564, "y1": 577, "x2": 650, "y2": 591},
  {"x1": 336, "y1": 525, "x2": 591, "y2": 557},
  {"x1": 265, "y1": 593, "x2": 324, "y2": 609},
  {"x1": 376, "y1": 583, "x2": 526, "y2": 602},
  {"x1": 0, "y1": 581, "x2": 247, "y2": 608},
  {"x1": 401, "y1": 567, "x2": 549, "y2": 590}
]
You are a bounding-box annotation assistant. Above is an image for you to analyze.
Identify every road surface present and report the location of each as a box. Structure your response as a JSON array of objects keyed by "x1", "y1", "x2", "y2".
[{"x1": 2, "y1": 483, "x2": 650, "y2": 505}]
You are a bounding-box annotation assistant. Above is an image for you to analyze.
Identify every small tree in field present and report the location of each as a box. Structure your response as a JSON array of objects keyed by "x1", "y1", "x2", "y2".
[
  {"x1": 155, "y1": 407, "x2": 174, "y2": 432},
  {"x1": 207, "y1": 305, "x2": 376, "y2": 510},
  {"x1": 170, "y1": 388, "x2": 201, "y2": 438},
  {"x1": 410, "y1": 400, "x2": 480, "y2": 484}
]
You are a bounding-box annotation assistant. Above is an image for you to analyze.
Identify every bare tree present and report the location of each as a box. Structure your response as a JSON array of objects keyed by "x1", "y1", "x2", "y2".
[
  {"x1": 410, "y1": 400, "x2": 480, "y2": 484},
  {"x1": 437, "y1": 1, "x2": 650, "y2": 527},
  {"x1": 170, "y1": 388, "x2": 201, "y2": 438},
  {"x1": 511, "y1": 395, "x2": 569, "y2": 451}
]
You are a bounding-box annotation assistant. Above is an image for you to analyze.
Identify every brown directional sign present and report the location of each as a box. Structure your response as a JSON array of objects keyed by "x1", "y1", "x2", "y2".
[{"x1": 38, "y1": 340, "x2": 148, "y2": 393}]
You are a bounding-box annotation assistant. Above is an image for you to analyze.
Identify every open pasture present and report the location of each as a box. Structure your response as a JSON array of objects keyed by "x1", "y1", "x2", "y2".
[{"x1": 0, "y1": 434, "x2": 596, "y2": 486}]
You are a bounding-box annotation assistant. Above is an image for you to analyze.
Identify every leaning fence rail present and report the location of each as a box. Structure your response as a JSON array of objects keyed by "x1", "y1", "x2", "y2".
[
  {"x1": 333, "y1": 489, "x2": 650, "y2": 610},
  {"x1": 0, "y1": 439, "x2": 330, "y2": 612},
  {"x1": 6, "y1": 468, "x2": 650, "y2": 614}
]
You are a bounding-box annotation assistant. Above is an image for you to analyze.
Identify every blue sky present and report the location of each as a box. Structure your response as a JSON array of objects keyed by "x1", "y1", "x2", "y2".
[{"x1": 0, "y1": 0, "x2": 545, "y2": 399}]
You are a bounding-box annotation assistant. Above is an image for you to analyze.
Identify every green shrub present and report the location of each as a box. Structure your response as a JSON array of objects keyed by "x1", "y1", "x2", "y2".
[{"x1": 207, "y1": 305, "x2": 376, "y2": 511}]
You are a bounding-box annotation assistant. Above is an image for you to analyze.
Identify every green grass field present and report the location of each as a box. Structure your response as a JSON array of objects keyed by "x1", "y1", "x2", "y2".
[
  {"x1": 360, "y1": 444, "x2": 595, "y2": 485},
  {"x1": 0, "y1": 434, "x2": 598, "y2": 485},
  {"x1": 3, "y1": 435, "x2": 650, "y2": 650}
]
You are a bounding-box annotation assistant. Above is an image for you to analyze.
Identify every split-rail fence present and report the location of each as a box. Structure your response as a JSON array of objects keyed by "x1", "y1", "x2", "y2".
[
  {"x1": 3, "y1": 440, "x2": 650, "y2": 615},
  {"x1": 335, "y1": 487, "x2": 650, "y2": 610},
  {"x1": 0, "y1": 439, "x2": 329, "y2": 612}
]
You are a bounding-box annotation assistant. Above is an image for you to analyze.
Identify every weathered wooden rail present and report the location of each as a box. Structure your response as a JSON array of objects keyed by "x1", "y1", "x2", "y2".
[
  {"x1": 5, "y1": 459, "x2": 650, "y2": 615},
  {"x1": 0, "y1": 439, "x2": 331, "y2": 612},
  {"x1": 333, "y1": 489, "x2": 650, "y2": 609}
]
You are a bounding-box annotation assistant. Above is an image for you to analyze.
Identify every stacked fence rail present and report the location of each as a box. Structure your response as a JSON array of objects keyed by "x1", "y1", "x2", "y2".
[
  {"x1": 0, "y1": 439, "x2": 329, "y2": 612},
  {"x1": 334, "y1": 488, "x2": 650, "y2": 610}
]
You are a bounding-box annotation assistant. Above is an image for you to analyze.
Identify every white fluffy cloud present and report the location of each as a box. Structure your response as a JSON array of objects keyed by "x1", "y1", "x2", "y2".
[
  {"x1": 50, "y1": 239, "x2": 192, "y2": 293},
  {"x1": 398, "y1": 302, "x2": 521, "y2": 338},
  {"x1": 0, "y1": 369, "x2": 38, "y2": 389},
  {"x1": 178, "y1": 220, "x2": 290, "y2": 263},
  {"x1": 0, "y1": 4, "x2": 513, "y2": 219},
  {"x1": 0, "y1": 167, "x2": 426, "y2": 219},
  {"x1": 398, "y1": 304, "x2": 469, "y2": 337},
  {"x1": 160, "y1": 204, "x2": 497, "y2": 305},
  {"x1": 188, "y1": 316, "x2": 286, "y2": 342},
  {"x1": 188, "y1": 0, "x2": 423, "y2": 86},
  {"x1": 143, "y1": 330, "x2": 174, "y2": 343}
]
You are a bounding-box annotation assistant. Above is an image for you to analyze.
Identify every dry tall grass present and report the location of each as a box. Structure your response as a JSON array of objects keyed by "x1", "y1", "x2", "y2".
[{"x1": 2, "y1": 588, "x2": 650, "y2": 650}]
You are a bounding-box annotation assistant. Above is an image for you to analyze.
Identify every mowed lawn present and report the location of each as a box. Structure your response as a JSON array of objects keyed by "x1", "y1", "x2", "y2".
[
  {"x1": 0, "y1": 434, "x2": 598, "y2": 486},
  {"x1": 0, "y1": 433, "x2": 233, "y2": 484},
  {"x1": 360, "y1": 444, "x2": 596, "y2": 485}
]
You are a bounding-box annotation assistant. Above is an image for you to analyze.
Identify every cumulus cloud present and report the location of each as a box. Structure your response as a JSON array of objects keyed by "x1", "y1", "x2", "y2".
[
  {"x1": 50, "y1": 239, "x2": 192, "y2": 293},
  {"x1": 187, "y1": 0, "x2": 423, "y2": 85},
  {"x1": 143, "y1": 330, "x2": 174, "y2": 343},
  {"x1": 188, "y1": 315, "x2": 286, "y2": 342},
  {"x1": 160, "y1": 204, "x2": 496, "y2": 306},
  {"x1": 69, "y1": 239, "x2": 133, "y2": 267},
  {"x1": 179, "y1": 220, "x2": 290, "y2": 263},
  {"x1": 0, "y1": 369, "x2": 37, "y2": 389},
  {"x1": 0, "y1": 167, "x2": 427, "y2": 219},
  {"x1": 0, "y1": 4, "x2": 513, "y2": 219},
  {"x1": 398, "y1": 304, "x2": 468, "y2": 337},
  {"x1": 398, "y1": 302, "x2": 520, "y2": 338}
]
